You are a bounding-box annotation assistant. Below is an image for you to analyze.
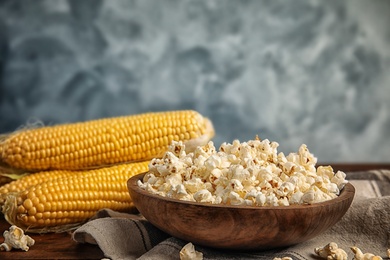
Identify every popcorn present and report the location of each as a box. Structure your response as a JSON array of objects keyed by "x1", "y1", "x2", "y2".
[
  {"x1": 194, "y1": 189, "x2": 214, "y2": 203},
  {"x1": 0, "y1": 225, "x2": 35, "y2": 252},
  {"x1": 255, "y1": 192, "x2": 266, "y2": 206},
  {"x1": 350, "y1": 246, "x2": 383, "y2": 260},
  {"x1": 314, "y1": 242, "x2": 348, "y2": 260},
  {"x1": 179, "y1": 242, "x2": 203, "y2": 260},
  {"x1": 315, "y1": 243, "x2": 387, "y2": 260},
  {"x1": 139, "y1": 137, "x2": 348, "y2": 206},
  {"x1": 290, "y1": 190, "x2": 304, "y2": 204},
  {"x1": 331, "y1": 171, "x2": 349, "y2": 191}
]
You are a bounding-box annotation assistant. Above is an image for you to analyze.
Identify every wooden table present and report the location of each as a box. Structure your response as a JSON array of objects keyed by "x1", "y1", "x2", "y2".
[
  {"x1": 0, "y1": 217, "x2": 105, "y2": 259},
  {"x1": 0, "y1": 163, "x2": 389, "y2": 259}
]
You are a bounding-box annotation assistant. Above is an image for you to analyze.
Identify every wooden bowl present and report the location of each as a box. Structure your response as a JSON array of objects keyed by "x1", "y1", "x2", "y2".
[{"x1": 127, "y1": 173, "x2": 355, "y2": 251}]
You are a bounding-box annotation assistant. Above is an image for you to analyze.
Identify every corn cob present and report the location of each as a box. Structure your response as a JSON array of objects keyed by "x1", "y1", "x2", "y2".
[
  {"x1": 2, "y1": 161, "x2": 149, "y2": 233},
  {"x1": 0, "y1": 110, "x2": 214, "y2": 171},
  {"x1": 0, "y1": 170, "x2": 78, "y2": 206}
]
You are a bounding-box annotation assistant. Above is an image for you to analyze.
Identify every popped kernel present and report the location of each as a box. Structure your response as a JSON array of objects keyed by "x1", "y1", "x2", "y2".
[
  {"x1": 139, "y1": 137, "x2": 348, "y2": 206},
  {"x1": 180, "y1": 242, "x2": 203, "y2": 260},
  {"x1": 0, "y1": 225, "x2": 35, "y2": 252},
  {"x1": 315, "y1": 242, "x2": 348, "y2": 260},
  {"x1": 350, "y1": 246, "x2": 383, "y2": 260}
]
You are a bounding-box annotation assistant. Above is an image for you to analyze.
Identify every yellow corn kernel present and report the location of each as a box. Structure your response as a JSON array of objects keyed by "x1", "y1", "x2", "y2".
[
  {"x1": 0, "y1": 169, "x2": 80, "y2": 206},
  {"x1": 2, "y1": 161, "x2": 149, "y2": 233},
  {"x1": 0, "y1": 110, "x2": 214, "y2": 171}
]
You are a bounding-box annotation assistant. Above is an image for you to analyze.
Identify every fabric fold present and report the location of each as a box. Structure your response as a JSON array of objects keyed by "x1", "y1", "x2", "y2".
[{"x1": 72, "y1": 209, "x2": 169, "y2": 260}]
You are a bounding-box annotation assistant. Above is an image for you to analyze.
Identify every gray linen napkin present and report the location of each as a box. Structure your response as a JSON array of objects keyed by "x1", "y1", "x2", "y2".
[{"x1": 72, "y1": 170, "x2": 390, "y2": 260}]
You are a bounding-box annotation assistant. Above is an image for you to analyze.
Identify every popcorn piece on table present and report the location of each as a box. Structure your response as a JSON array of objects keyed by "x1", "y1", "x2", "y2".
[
  {"x1": 350, "y1": 246, "x2": 383, "y2": 260},
  {"x1": 0, "y1": 225, "x2": 35, "y2": 252},
  {"x1": 180, "y1": 242, "x2": 203, "y2": 260},
  {"x1": 314, "y1": 242, "x2": 347, "y2": 260},
  {"x1": 273, "y1": 257, "x2": 293, "y2": 260}
]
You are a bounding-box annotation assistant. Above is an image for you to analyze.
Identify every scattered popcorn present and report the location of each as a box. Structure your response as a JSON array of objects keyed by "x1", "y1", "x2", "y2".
[
  {"x1": 179, "y1": 242, "x2": 203, "y2": 260},
  {"x1": 387, "y1": 249, "x2": 390, "y2": 258},
  {"x1": 139, "y1": 137, "x2": 348, "y2": 206},
  {"x1": 315, "y1": 242, "x2": 348, "y2": 260},
  {"x1": 0, "y1": 225, "x2": 35, "y2": 252},
  {"x1": 350, "y1": 246, "x2": 383, "y2": 260},
  {"x1": 273, "y1": 257, "x2": 293, "y2": 260}
]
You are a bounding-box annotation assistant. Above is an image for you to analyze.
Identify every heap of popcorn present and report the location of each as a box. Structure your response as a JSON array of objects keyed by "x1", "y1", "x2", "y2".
[{"x1": 138, "y1": 137, "x2": 348, "y2": 206}]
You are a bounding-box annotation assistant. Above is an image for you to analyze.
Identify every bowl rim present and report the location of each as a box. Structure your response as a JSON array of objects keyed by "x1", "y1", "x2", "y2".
[{"x1": 128, "y1": 172, "x2": 355, "y2": 210}]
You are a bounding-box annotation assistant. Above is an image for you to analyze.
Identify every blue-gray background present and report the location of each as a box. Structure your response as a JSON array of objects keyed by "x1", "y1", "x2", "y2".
[{"x1": 0, "y1": 0, "x2": 389, "y2": 163}]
